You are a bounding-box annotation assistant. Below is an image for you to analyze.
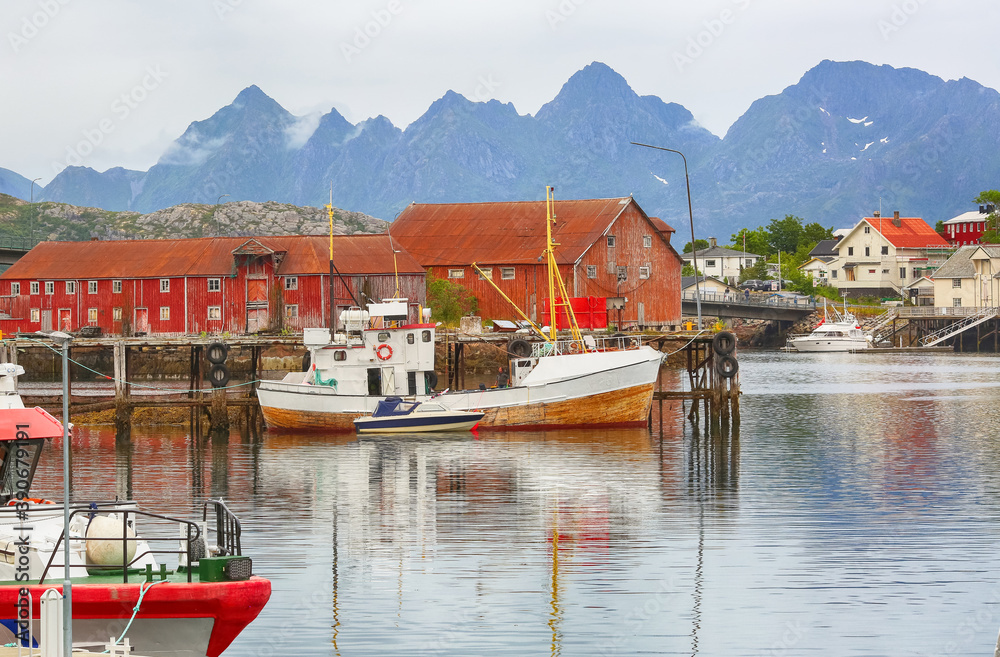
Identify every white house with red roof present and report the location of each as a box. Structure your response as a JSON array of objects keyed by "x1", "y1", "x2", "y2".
[{"x1": 829, "y1": 211, "x2": 952, "y2": 297}]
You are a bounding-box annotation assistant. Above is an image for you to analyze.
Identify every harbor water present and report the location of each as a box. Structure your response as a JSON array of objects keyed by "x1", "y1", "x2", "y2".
[{"x1": 29, "y1": 351, "x2": 1000, "y2": 656}]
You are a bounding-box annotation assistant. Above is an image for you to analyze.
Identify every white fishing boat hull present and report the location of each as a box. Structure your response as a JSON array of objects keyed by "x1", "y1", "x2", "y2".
[
  {"x1": 258, "y1": 346, "x2": 663, "y2": 432},
  {"x1": 786, "y1": 336, "x2": 870, "y2": 352}
]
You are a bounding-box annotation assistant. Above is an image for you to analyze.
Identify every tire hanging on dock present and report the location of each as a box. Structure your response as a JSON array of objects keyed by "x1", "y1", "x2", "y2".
[
  {"x1": 206, "y1": 342, "x2": 229, "y2": 364},
  {"x1": 716, "y1": 354, "x2": 739, "y2": 378},
  {"x1": 712, "y1": 331, "x2": 736, "y2": 356},
  {"x1": 207, "y1": 363, "x2": 231, "y2": 388},
  {"x1": 508, "y1": 339, "x2": 532, "y2": 359}
]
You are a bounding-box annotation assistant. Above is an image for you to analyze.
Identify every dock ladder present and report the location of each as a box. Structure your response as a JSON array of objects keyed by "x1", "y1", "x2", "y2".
[{"x1": 919, "y1": 307, "x2": 999, "y2": 346}]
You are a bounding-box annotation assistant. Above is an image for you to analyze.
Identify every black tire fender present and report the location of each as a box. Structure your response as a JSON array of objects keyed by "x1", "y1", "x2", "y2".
[
  {"x1": 207, "y1": 363, "x2": 231, "y2": 388},
  {"x1": 717, "y1": 354, "x2": 739, "y2": 378},
  {"x1": 301, "y1": 351, "x2": 312, "y2": 372},
  {"x1": 206, "y1": 341, "x2": 229, "y2": 364},
  {"x1": 712, "y1": 331, "x2": 737, "y2": 356},
  {"x1": 425, "y1": 371, "x2": 439, "y2": 391},
  {"x1": 508, "y1": 339, "x2": 532, "y2": 358}
]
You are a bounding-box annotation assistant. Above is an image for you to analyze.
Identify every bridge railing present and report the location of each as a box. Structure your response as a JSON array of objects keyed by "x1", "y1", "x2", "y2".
[
  {"x1": 683, "y1": 291, "x2": 816, "y2": 312},
  {"x1": 0, "y1": 235, "x2": 41, "y2": 251}
]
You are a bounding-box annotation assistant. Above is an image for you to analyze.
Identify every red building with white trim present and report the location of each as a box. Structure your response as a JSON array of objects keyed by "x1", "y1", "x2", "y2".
[{"x1": 0, "y1": 235, "x2": 425, "y2": 336}]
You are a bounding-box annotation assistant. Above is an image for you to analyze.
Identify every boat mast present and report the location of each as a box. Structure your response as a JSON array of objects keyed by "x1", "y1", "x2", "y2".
[{"x1": 545, "y1": 187, "x2": 585, "y2": 347}]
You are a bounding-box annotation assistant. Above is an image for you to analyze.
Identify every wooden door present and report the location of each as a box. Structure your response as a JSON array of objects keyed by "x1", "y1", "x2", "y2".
[
  {"x1": 135, "y1": 308, "x2": 149, "y2": 334},
  {"x1": 247, "y1": 278, "x2": 269, "y2": 333},
  {"x1": 59, "y1": 309, "x2": 72, "y2": 332},
  {"x1": 41, "y1": 310, "x2": 52, "y2": 332}
]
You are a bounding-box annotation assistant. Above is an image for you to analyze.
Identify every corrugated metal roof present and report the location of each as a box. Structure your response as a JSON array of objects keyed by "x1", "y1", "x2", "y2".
[
  {"x1": 391, "y1": 198, "x2": 636, "y2": 266},
  {"x1": 0, "y1": 235, "x2": 423, "y2": 280},
  {"x1": 864, "y1": 217, "x2": 950, "y2": 248},
  {"x1": 649, "y1": 217, "x2": 675, "y2": 234}
]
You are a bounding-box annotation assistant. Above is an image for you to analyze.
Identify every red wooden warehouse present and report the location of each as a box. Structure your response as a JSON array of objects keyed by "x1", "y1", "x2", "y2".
[
  {"x1": 391, "y1": 196, "x2": 684, "y2": 329},
  {"x1": 0, "y1": 235, "x2": 425, "y2": 337}
]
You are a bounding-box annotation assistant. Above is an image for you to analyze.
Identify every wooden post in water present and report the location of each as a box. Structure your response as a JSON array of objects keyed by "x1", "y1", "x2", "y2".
[
  {"x1": 210, "y1": 387, "x2": 230, "y2": 433},
  {"x1": 113, "y1": 341, "x2": 132, "y2": 441}
]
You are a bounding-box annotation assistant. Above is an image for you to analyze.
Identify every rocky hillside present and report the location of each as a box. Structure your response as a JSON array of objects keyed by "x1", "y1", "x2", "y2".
[{"x1": 0, "y1": 194, "x2": 385, "y2": 242}]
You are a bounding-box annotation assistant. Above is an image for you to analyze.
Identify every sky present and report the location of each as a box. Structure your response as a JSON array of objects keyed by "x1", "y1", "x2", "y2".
[{"x1": 2, "y1": 0, "x2": 996, "y2": 187}]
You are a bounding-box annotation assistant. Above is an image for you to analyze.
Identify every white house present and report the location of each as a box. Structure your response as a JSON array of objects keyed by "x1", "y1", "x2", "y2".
[
  {"x1": 681, "y1": 237, "x2": 761, "y2": 284},
  {"x1": 931, "y1": 245, "x2": 1000, "y2": 309}
]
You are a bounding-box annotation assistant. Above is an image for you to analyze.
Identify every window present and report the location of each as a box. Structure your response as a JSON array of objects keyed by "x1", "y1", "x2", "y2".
[
  {"x1": 66, "y1": 281, "x2": 75, "y2": 294},
  {"x1": 953, "y1": 298, "x2": 962, "y2": 307},
  {"x1": 88, "y1": 281, "x2": 97, "y2": 294},
  {"x1": 208, "y1": 279, "x2": 220, "y2": 292},
  {"x1": 284, "y1": 276, "x2": 298, "y2": 291},
  {"x1": 963, "y1": 224, "x2": 967, "y2": 233},
  {"x1": 10, "y1": 283, "x2": 19, "y2": 296},
  {"x1": 900, "y1": 268, "x2": 907, "y2": 279},
  {"x1": 377, "y1": 331, "x2": 390, "y2": 342},
  {"x1": 864, "y1": 247, "x2": 870, "y2": 257},
  {"x1": 705, "y1": 259, "x2": 716, "y2": 268},
  {"x1": 160, "y1": 279, "x2": 170, "y2": 292},
  {"x1": 501, "y1": 267, "x2": 515, "y2": 280},
  {"x1": 448, "y1": 269, "x2": 464, "y2": 279},
  {"x1": 881, "y1": 246, "x2": 888, "y2": 255},
  {"x1": 30, "y1": 282, "x2": 39, "y2": 295},
  {"x1": 160, "y1": 306, "x2": 170, "y2": 320},
  {"x1": 607, "y1": 236, "x2": 616, "y2": 248},
  {"x1": 617, "y1": 266, "x2": 627, "y2": 281},
  {"x1": 832, "y1": 270, "x2": 838, "y2": 279},
  {"x1": 868, "y1": 269, "x2": 876, "y2": 274},
  {"x1": 88, "y1": 308, "x2": 97, "y2": 323},
  {"x1": 285, "y1": 305, "x2": 298, "y2": 319},
  {"x1": 30, "y1": 308, "x2": 39, "y2": 322},
  {"x1": 477, "y1": 268, "x2": 493, "y2": 280},
  {"x1": 639, "y1": 266, "x2": 650, "y2": 279},
  {"x1": 864, "y1": 226, "x2": 871, "y2": 234},
  {"x1": 44, "y1": 282, "x2": 53, "y2": 295},
  {"x1": 422, "y1": 330, "x2": 431, "y2": 342},
  {"x1": 112, "y1": 280, "x2": 122, "y2": 294},
  {"x1": 881, "y1": 269, "x2": 889, "y2": 274},
  {"x1": 113, "y1": 307, "x2": 122, "y2": 321},
  {"x1": 848, "y1": 247, "x2": 854, "y2": 256},
  {"x1": 587, "y1": 265, "x2": 597, "y2": 279},
  {"x1": 643, "y1": 235, "x2": 652, "y2": 248},
  {"x1": 208, "y1": 306, "x2": 221, "y2": 320},
  {"x1": 407, "y1": 333, "x2": 415, "y2": 345},
  {"x1": 333, "y1": 350, "x2": 347, "y2": 361},
  {"x1": 953, "y1": 278, "x2": 962, "y2": 288}
]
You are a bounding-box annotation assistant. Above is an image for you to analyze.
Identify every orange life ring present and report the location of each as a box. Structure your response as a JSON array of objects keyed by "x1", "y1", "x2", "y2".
[
  {"x1": 7, "y1": 497, "x2": 54, "y2": 506},
  {"x1": 376, "y1": 343, "x2": 393, "y2": 361},
  {"x1": 568, "y1": 341, "x2": 582, "y2": 353}
]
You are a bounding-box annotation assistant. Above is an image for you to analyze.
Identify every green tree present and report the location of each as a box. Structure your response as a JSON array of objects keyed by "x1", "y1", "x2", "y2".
[
  {"x1": 800, "y1": 222, "x2": 834, "y2": 247},
  {"x1": 766, "y1": 215, "x2": 805, "y2": 254},
  {"x1": 426, "y1": 272, "x2": 478, "y2": 325},
  {"x1": 729, "y1": 227, "x2": 770, "y2": 257},
  {"x1": 682, "y1": 238, "x2": 710, "y2": 254},
  {"x1": 976, "y1": 190, "x2": 1000, "y2": 243}
]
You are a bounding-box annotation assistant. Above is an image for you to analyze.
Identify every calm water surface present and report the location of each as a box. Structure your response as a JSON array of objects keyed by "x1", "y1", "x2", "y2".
[{"x1": 28, "y1": 351, "x2": 1000, "y2": 656}]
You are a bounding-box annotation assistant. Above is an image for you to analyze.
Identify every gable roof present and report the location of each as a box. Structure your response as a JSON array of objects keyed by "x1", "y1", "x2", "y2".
[
  {"x1": 682, "y1": 245, "x2": 761, "y2": 259},
  {"x1": 943, "y1": 210, "x2": 990, "y2": 225},
  {"x1": 933, "y1": 245, "x2": 978, "y2": 279},
  {"x1": 391, "y1": 197, "x2": 668, "y2": 266},
  {"x1": 809, "y1": 239, "x2": 839, "y2": 257},
  {"x1": 0, "y1": 235, "x2": 424, "y2": 280},
  {"x1": 681, "y1": 276, "x2": 733, "y2": 290},
  {"x1": 862, "y1": 216, "x2": 949, "y2": 248}
]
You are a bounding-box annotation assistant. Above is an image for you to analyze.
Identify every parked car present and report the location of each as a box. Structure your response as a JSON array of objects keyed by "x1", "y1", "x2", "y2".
[{"x1": 739, "y1": 279, "x2": 771, "y2": 291}]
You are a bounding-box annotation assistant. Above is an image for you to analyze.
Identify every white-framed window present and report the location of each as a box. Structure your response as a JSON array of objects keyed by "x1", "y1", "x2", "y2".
[
  {"x1": 448, "y1": 269, "x2": 464, "y2": 279},
  {"x1": 587, "y1": 265, "x2": 597, "y2": 279},
  {"x1": 30, "y1": 282, "x2": 39, "y2": 295},
  {"x1": 160, "y1": 306, "x2": 170, "y2": 320},
  {"x1": 953, "y1": 298, "x2": 962, "y2": 307},
  {"x1": 88, "y1": 281, "x2": 98, "y2": 294},
  {"x1": 617, "y1": 266, "x2": 627, "y2": 281},
  {"x1": 705, "y1": 259, "x2": 716, "y2": 268},
  {"x1": 900, "y1": 268, "x2": 907, "y2": 279},
  {"x1": 112, "y1": 280, "x2": 122, "y2": 294},
  {"x1": 832, "y1": 270, "x2": 838, "y2": 279},
  {"x1": 881, "y1": 269, "x2": 890, "y2": 274},
  {"x1": 501, "y1": 267, "x2": 515, "y2": 280},
  {"x1": 44, "y1": 281, "x2": 53, "y2": 295},
  {"x1": 30, "y1": 308, "x2": 39, "y2": 322},
  {"x1": 284, "y1": 276, "x2": 297, "y2": 291},
  {"x1": 88, "y1": 308, "x2": 97, "y2": 323},
  {"x1": 848, "y1": 247, "x2": 854, "y2": 256},
  {"x1": 66, "y1": 281, "x2": 76, "y2": 294},
  {"x1": 160, "y1": 279, "x2": 170, "y2": 292},
  {"x1": 865, "y1": 247, "x2": 870, "y2": 257},
  {"x1": 477, "y1": 268, "x2": 493, "y2": 280},
  {"x1": 10, "y1": 283, "x2": 19, "y2": 296},
  {"x1": 208, "y1": 306, "x2": 221, "y2": 320},
  {"x1": 639, "y1": 266, "x2": 650, "y2": 279},
  {"x1": 208, "y1": 278, "x2": 220, "y2": 292},
  {"x1": 285, "y1": 304, "x2": 298, "y2": 319},
  {"x1": 953, "y1": 278, "x2": 961, "y2": 288},
  {"x1": 607, "y1": 235, "x2": 616, "y2": 248},
  {"x1": 643, "y1": 235, "x2": 652, "y2": 248},
  {"x1": 745, "y1": 259, "x2": 754, "y2": 268},
  {"x1": 881, "y1": 246, "x2": 889, "y2": 255},
  {"x1": 113, "y1": 307, "x2": 122, "y2": 321},
  {"x1": 864, "y1": 226, "x2": 871, "y2": 233}
]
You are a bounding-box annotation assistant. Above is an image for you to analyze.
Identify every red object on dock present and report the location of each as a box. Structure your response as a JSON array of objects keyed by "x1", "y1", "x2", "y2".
[{"x1": 541, "y1": 297, "x2": 608, "y2": 330}]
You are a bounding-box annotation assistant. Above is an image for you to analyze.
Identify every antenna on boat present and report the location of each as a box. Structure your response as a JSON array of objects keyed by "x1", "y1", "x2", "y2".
[{"x1": 328, "y1": 184, "x2": 336, "y2": 331}]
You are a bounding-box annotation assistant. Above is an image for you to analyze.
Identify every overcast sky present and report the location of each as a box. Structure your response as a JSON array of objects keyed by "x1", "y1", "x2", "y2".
[{"x1": 2, "y1": 0, "x2": 996, "y2": 186}]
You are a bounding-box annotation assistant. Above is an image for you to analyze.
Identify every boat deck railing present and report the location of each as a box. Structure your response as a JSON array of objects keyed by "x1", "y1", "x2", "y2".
[{"x1": 531, "y1": 335, "x2": 642, "y2": 358}]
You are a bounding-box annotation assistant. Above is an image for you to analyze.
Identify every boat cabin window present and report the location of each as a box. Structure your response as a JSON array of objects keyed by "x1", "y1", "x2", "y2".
[
  {"x1": 378, "y1": 332, "x2": 391, "y2": 342},
  {"x1": 407, "y1": 333, "x2": 415, "y2": 344},
  {"x1": 0, "y1": 439, "x2": 44, "y2": 504},
  {"x1": 422, "y1": 331, "x2": 431, "y2": 343},
  {"x1": 416, "y1": 403, "x2": 446, "y2": 413},
  {"x1": 333, "y1": 350, "x2": 347, "y2": 361}
]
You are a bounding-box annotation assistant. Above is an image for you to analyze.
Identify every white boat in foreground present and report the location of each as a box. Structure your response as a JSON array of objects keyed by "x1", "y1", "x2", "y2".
[
  {"x1": 786, "y1": 301, "x2": 871, "y2": 352},
  {"x1": 353, "y1": 397, "x2": 485, "y2": 433}
]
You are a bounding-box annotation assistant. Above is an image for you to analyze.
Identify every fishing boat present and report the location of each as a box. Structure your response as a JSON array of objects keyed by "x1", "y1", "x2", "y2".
[
  {"x1": 257, "y1": 187, "x2": 663, "y2": 432},
  {"x1": 353, "y1": 397, "x2": 484, "y2": 433},
  {"x1": 0, "y1": 362, "x2": 270, "y2": 656},
  {"x1": 786, "y1": 300, "x2": 871, "y2": 352}
]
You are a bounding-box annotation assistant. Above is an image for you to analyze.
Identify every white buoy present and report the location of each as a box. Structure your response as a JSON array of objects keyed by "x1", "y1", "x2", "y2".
[{"x1": 86, "y1": 515, "x2": 136, "y2": 567}]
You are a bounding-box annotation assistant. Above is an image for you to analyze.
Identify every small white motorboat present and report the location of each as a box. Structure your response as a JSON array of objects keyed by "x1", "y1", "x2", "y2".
[
  {"x1": 353, "y1": 397, "x2": 485, "y2": 434},
  {"x1": 786, "y1": 300, "x2": 872, "y2": 352}
]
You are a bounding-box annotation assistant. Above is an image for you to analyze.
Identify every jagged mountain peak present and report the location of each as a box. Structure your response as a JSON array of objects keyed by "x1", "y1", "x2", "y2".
[{"x1": 536, "y1": 62, "x2": 637, "y2": 121}]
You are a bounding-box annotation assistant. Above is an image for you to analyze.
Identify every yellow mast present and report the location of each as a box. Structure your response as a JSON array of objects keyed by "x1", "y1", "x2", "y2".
[{"x1": 545, "y1": 187, "x2": 585, "y2": 347}]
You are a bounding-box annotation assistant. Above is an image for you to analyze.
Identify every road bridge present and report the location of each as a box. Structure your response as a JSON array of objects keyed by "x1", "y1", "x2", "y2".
[
  {"x1": 0, "y1": 235, "x2": 38, "y2": 273},
  {"x1": 682, "y1": 291, "x2": 816, "y2": 322}
]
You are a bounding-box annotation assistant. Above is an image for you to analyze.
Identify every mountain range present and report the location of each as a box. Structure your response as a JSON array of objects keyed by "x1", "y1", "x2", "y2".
[{"x1": 10, "y1": 60, "x2": 1000, "y2": 240}]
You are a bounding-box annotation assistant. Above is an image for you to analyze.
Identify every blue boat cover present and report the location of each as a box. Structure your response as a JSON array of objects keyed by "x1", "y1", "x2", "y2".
[{"x1": 372, "y1": 397, "x2": 419, "y2": 418}]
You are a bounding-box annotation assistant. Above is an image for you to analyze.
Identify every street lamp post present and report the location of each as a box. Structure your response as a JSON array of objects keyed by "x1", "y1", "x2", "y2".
[
  {"x1": 30, "y1": 178, "x2": 41, "y2": 244},
  {"x1": 214, "y1": 194, "x2": 230, "y2": 236},
  {"x1": 630, "y1": 142, "x2": 702, "y2": 329}
]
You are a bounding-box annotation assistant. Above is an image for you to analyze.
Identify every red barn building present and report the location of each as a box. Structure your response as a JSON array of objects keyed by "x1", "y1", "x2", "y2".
[
  {"x1": 0, "y1": 235, "x2": 425, "y2": 337},
  {"x1": 391, "y1": 197, "x2": 683, "y2": 329}
]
